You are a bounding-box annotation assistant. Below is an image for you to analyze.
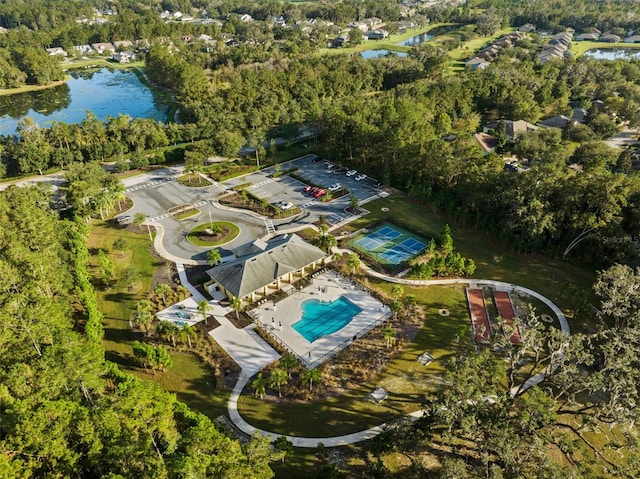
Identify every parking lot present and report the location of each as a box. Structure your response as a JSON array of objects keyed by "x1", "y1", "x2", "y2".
[
  {"x1": 123, "y1": 155, "x2": 385, "y2": 263},
  {"x1": 224, "y1": 154, "x2": 381, "y2": 226}
]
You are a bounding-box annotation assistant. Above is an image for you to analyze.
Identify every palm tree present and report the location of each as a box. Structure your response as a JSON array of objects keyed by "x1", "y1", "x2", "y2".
[
  {"x1": 303, "y1": 368, "x2": 321, "y2": 392},
  {"x1": 279, "y1": 354, "x2": 297, "y2": 379},
  {"x1": 251, "y1": 372, "x2": 267, "y2": 399},
  {"x1": 403, "y1": 294, "x2": 417, "y2": 318},
  {"x1": 135, "y1": 310, "x2": 153, "y2": 334},
  {"x1": 269, "y1": 368, "x2": 288, "y2": 398},
  {"x1": 230, "y1": 296, "x2": 242, "y2": 321},
  {"x1": 390, "y1": 300, "x2": 403, "y2": 321},
  {"x1": 383, "y1": 327, "x2": 396, "y2": 349},
  {"x1": 197, "y1": 300, "x2": 210, "y2": 325},
  {"x1": 133, "y1": 212, "x2": 147, "y2": 231},
  {"x1": 347, "y1": 253, "x2": 360, "y2": 276},
  {"x1": 179, "y1": 323, "x2": 197, "y2": 348},
  {"x1": 207, "y1": 248, "x2": 222, "y2": 266},
  {"x1": 391, "y1": 285, "x2": 404, "y2": 301},
  {"x1": 349, "y1": 194, "x2": 359, "y2": 212},
  {"x1": 157, "y1": 320, "x2": 178, "y2": 347},
  {"x1": 154, "y1": 282, "x2": 171, "y2": 305},
  {"x1": 315, "y1": 223, "x2": 337, "y2": 253}
]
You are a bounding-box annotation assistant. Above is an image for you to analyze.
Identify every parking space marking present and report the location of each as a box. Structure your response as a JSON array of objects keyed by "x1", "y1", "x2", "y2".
[{"x1": 302, "y1": 200, "x2": 316, "y2": 208}]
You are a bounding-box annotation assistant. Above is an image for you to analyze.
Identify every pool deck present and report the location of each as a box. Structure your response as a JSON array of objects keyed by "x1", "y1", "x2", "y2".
[{"x1": 250, "y1": 272, "x2": 389, "y2": 368}]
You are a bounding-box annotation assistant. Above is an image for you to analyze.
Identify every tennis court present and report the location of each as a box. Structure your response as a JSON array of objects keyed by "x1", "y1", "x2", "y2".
[{"x1": 352, "y1": 224, "x2": 428, "y2": 266}]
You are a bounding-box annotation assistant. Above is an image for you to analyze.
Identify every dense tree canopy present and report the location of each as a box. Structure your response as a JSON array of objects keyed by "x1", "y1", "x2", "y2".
[{"x1": 0, "y1": 185, "x2": 274, "y2": 478}]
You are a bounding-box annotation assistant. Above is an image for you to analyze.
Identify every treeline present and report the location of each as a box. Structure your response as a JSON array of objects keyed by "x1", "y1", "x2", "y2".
[{"x1": 0, "y1": 185, "x2": 275, "y2": 478}]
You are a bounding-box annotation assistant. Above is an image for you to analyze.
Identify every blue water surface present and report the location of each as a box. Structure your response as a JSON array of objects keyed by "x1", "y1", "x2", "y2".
[
  {"x1": 361, "y1": 49, "x2": 408, "y2": 59},
  {"x1": 0, "y1": 68, "x2": 168, "y2": 136},
  {"x1": 293, "y1": 297, "x2": 362, "y2": 343}
]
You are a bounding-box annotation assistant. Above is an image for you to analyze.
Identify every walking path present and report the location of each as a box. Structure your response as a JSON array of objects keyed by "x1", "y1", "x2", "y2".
[{"x1": 221, "y1": 253, "x2": 570, "y2": 448}]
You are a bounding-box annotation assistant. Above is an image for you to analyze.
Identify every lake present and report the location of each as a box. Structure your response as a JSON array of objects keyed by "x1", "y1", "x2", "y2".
[
  {"x1": 584, "y1": 48, "x2": 640, "y2": 60},
  {"x1": 361, "y1": 49, "x2": 408, "y2": 59},
  {"x1": 0, "y1": 68, "x2": 169, "y2": 136},
  {"x1": 396, "y1": 32, "x2": 434, "y2": 46}
]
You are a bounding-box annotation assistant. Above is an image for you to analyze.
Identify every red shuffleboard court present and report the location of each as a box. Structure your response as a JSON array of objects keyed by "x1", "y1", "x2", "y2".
[
  {"x1": 466, "y1": 288, "x2": 491, "y2": 343},
  {"x1": 493, "y1": 291, "x2": 522, "y2": 345}
]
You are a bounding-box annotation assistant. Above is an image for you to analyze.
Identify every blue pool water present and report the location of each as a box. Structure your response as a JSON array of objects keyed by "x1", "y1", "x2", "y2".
[{"x1": 293, "y1": 297, "x2": 362, "y2": 342}]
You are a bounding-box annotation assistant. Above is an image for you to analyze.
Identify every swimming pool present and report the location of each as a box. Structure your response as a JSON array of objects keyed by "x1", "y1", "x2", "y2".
[{"x1": 293, "y1": 297, "x2": 362, "y2": 343}]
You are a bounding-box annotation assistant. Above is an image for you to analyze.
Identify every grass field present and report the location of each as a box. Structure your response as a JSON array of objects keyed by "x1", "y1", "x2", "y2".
[{"x1": 88, "y1": 219, "x2": 230, "y2": 419}]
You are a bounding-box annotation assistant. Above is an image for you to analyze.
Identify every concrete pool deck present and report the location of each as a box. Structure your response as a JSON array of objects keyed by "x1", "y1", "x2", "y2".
[{"x1": 249, "y1": 272, "x2": 390, "y2": 368}]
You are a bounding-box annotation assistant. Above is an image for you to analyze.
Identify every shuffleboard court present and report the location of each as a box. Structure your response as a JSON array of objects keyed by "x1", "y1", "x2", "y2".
[
  {"x1": 493, "y1": 291, "x2": 521, "y2": 345},
  {"x1": 466, "y1": 288, "x2": 492, "y2": 343}
]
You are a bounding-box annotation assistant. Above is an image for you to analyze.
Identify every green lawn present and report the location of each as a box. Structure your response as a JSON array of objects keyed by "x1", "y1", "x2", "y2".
[
  {"x1": 237, "y1": 285, "x2": 468, "y2": 437},
  {"x1": 187, "y1": 221, "x2": 240, "y2": 246}
]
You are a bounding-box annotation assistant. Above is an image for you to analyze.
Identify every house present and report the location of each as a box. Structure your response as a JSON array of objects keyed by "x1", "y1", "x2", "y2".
[
  {"x1": 572, "y1": 107, "x2": 589, "y2": 123},
  {"x1": 363, "y1": 17, "x2": 383, "y2": 28},
  {"x1": 474, "y1": 133, "x2": 498, "y2": 154},
  {"x1": 465, "y1": 56, "x2": 490, "y2": 70},
  {"x1": 365, "y1": 30, "x2": 388, "y2": 40},
  {"x1": 271, "y1": 15, "x2": 286, "y2": 27},
  {"x1": 205, "y1": 234, "x2": 328, "y2": 304},
  {"x1": 483, "y1": 120, "x2": 537, "y2": 141},
  {"x1": 197, "y1": 34, "x2": 214, "y2": 43},
  {"x1": 182, "y1": 34, "x2": 193, "y2": 43},
  {"x1": 91, "y1": 42, "x2": 116, "y2": 54},
  {"x1": 347, "y1": 21, "x2": 369, "y2": 32},
  {"x1": 112, "y1": 51, "x2": 135, "y2": 63},
  {"x1": 238, "y1": 13, "x2": 253, "y2": 22},
  {"x1": 538, "y1": 115, "x2": 576, "y2": 129},
  {"x1": 45, "y1": 47, "x2": 68, "y2": 57},
  {"x1": 600, "y1": 33, "x2": 621, "y2": 43},
  {"x1": 625, "y1": 35, "x2": 640, "y2": 43},
  {"x1": 518, "y1": 23, "x2": 536, "y2": 33},
  {"x1": 576, "y1": 33, "x2": 600, "y2": 41},
  {"x1": 73, "y1": 44, "x2": 92, "y2": 54}
]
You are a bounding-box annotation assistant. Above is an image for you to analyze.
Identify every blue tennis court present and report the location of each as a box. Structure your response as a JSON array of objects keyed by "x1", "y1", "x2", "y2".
[{"x1": 351, "y1": 223, "x2": 429, "y2": 266}]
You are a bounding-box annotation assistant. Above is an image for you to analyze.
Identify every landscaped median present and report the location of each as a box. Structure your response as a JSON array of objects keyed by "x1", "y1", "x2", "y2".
[{"x1": 187, "y1": 221, "x2": 240, "y2": 247}]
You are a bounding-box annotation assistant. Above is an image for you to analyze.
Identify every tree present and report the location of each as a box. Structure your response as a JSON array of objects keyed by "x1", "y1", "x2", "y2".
[
  {"x1": 440, "y1": 224, "x2": 454, "y2": 257},
  {"x1": 133, "y1": 212, "x2": 147, "y2": 231},
  {"x1": 207, "y1": 248, "x2": 222, "y2": 266},
  {"x1": 303, "y1": 368, "x2": 321, "y2": 392},
  {"x1": 179, "y1": 323, "x2": 197, "y2": 348},
  {"x1": 382, "y1": 327, "x2": 396, "y2": 348},
  {"x1": 120, "y1": 267, "x2": 142, "y2": 291},
  {"x1": 154, "y1": 282, "x2": 171, "y2": 306},
  {"x1": 347, "y1": 253, "x2": 360, "y2": 276},
  {"x1": 251, "y1": 372, "x2": 267, "y2": 399},
  {"x1": 402, "y1": 294, "x2": 416, "y2": 318},
  {"x1": 279, "y1": 354, "x2": 297, "y2": 379},
  {"x1": 273, "y1": 436, "x2": 293, "y2": 463},
  {"x1": 113, "y1": 237, "x2": 127, "y2": 258},
  {"x1": 230, "y1": 296, "x2": 243, "y2": 321},
  {"x1": 134, "y1": 300, "x2": 153, "y2": 333},
  {"x1": 348, "y1": 28, "x2": 364, "y2": 46},
  {"x1": 156, "y1": 320, "x2": 179, "y2": 347},
  {"x1": 391, "y1": 285, "x2": 404, "y2": 301},
  {"x1": 96, "y1": 249, "x2": 114, "y2": 286},
  {"x1": 315, "y1": 223, "x2": 337, "y2": 253},
  {"x1": 349, "y1": 194, "x2": 359, "y2": 211},
  {"x1": 197, "y1": 300, "x2": 210, "y2": 325},
  {"x1": 269, "y1": 368, "x2": 288, "y2": 397}
]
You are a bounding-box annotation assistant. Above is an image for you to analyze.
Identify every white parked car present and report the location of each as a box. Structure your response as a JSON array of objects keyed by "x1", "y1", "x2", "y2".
[
  {"x1": 355, "y1": 174, "x2": 367, "y2": 181},
  {"x1": 328, "y1": 183, "x2": 342, "y2": 192},
  {"x1": 346, "y1": 169, "x2": 357, "y2": 176},
  {"x1": 280, "y1": 201, "x2": 294, "y2": 211}
]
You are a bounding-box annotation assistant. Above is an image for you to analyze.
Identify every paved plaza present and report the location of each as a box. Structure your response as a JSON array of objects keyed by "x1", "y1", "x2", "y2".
[{"x1": 250, "y1": 272, "x2": 390, "y2": 368}]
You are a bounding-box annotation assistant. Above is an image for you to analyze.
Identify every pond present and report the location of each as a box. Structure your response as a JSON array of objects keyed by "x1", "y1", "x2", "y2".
[
  {"x1": 584, "y1": 48, "x2": 640, "y2": 60},
  {"x1": 361, "y1": 49, "x2": 408, "y2": 59},
  {"x1": 396, "y1": 32, "x2": 434, "y2": 46},
  {"x1": 0, "y1": 68, "x2": 170, "y2": 136}
]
